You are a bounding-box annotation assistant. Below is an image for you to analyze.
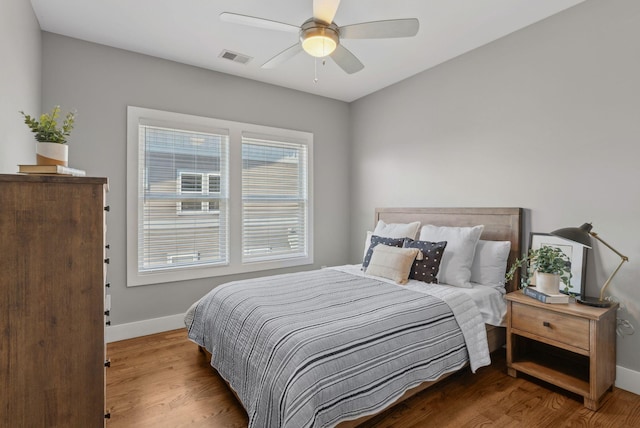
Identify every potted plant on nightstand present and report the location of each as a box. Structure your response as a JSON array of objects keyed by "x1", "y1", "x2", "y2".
[
  {"x1": 506, "y1": 245, "x2": 572, "y2": 294},
  {"x1": 20, "y1": 105, "x2": 76, "y2": 166}
]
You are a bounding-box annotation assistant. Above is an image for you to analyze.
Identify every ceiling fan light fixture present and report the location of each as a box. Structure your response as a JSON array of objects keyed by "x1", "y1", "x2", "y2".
[
  {"x1": 300, "y1": 20, "x2": 339, "y2": 58},
  {"x1": 221, "y1": 5, "x2": 420, "y2": 75}
]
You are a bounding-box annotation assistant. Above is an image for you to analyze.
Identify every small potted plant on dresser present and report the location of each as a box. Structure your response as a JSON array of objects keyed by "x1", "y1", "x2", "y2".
[
  {"x1": 506, "y1": 245, "x2": 572, "y2": 294},
  {"x1": 20, "y1": 105, "x2": 75, "y2": 166}
]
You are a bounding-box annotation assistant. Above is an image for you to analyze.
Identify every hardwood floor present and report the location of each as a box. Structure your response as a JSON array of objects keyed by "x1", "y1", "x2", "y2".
[{"x1": 106, "y1": 329, "x2": 640, "y2": 427}]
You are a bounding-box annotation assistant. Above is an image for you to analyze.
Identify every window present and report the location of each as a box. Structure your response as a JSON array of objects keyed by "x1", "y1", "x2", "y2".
[
  {"x1": 207, "y1": 173, "x2": 221, "y2": 212},
  {"x1": 127, "y1": 107, "x2": 313, "y2": 286},
  {"x1": 178, "y1": 172, "x2": 204, "y2": 213},
  {"x1": 242, "y1": 135, "x2": 308, "y2": 262},
  {"x1": 134, "y1": 122, "x2": 229, "y2": 279},
  {"x1": 177, "y1": 172, "x2": 221, "y2": 213}
]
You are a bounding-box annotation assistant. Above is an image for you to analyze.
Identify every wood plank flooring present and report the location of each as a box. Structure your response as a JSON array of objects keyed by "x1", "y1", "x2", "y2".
[{"x1": 106, "y1": 329, "x2": 640, "y2": 427}]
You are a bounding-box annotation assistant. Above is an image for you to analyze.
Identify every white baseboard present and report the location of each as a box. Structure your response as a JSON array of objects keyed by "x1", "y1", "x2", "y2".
[
  {"x1": 106, "y1": 315, "x2": 640, "y2": 396},
  {"x1": 616, "y1": 365, "x2": 640, "y2": 395},
  {"x1": 106, "y1": 313, "x2": 186, "y2": 343}
]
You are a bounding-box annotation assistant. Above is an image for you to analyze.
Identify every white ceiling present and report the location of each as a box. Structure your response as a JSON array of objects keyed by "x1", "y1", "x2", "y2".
[{"x1": 30, "y1": 0, "x2": 585, "y2": 102}]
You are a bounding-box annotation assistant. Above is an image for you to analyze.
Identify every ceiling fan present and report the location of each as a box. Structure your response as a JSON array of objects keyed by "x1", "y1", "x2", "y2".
[{"x1": 220, "y1": 0, "x2": 419, "y2": 74}]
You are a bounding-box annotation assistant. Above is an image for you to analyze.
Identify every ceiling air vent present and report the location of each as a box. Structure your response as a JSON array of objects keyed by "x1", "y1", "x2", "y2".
[{"x1": 219, "y1": 50, "x2": 252, "y2": 65}]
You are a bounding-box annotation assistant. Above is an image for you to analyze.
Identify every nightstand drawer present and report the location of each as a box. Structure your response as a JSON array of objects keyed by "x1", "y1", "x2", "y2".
[{"x1": 511, "y1": 302, "x2": 590, "y2": 350}]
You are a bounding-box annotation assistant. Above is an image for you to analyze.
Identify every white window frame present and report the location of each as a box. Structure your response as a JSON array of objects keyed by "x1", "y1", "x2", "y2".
[
  {"x1": 241, "y1": 133, "x2": 310, "y2": 263},
  {"x1": 127, "y1": 106, "x2": 313, "y2": 287}
]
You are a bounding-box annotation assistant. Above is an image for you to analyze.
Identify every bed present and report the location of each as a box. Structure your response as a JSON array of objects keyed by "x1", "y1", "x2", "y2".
[{"x1": 185, "y1": 207, "x2": 523, "y2": 427}]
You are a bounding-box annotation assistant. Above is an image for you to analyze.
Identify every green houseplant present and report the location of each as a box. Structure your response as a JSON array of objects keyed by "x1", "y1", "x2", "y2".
[
  {"x1": 505, "y1": 245, "x2": 572, "y2": 294},
  {"x1": 20, "y1": 105, "x2": 76, "y2": 166},
  {"x1": 20, "y1": 105, "x2": 75, "y2": 144}
]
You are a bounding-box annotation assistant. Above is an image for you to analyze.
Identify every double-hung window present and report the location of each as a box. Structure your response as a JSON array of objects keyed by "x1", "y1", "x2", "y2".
[
  {"x1": 134, "y1": 121, "x2": 229, "y2": 278},
  {"x1": 127, "y1": 107, "x2": 313, "y2": 286},
  {"x1": 242, "y1": 134, "x2": 308, "y2": 262}
]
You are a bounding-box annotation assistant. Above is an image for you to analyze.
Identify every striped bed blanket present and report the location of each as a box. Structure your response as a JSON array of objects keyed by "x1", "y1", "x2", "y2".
[{"x1": 185, "y1": 268, "x2": 490, "y2": 428}]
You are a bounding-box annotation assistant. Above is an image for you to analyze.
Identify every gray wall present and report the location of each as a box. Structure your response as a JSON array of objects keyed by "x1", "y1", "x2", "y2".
[
  {"x1": 0, "y1": 0, "x2": 41, "y2": 171},
  {"x1": 41, "y1": 33, "x2": 351, "y2": 326},
  {"x1": 350, "y1": 0, "x2": 640, "y2": 372}
]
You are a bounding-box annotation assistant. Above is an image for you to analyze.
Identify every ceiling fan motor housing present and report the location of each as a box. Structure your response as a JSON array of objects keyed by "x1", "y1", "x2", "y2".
[{"x1": 300, "y1": 19, "x2": 340, "y2": 57}]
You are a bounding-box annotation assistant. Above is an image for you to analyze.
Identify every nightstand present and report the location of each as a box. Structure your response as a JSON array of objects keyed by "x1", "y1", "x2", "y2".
[{"x1": 506, "y1": 291, "x2": 618, "y2": 410}]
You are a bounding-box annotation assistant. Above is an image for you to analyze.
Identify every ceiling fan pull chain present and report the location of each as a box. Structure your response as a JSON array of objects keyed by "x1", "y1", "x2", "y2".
[{"x1": 314, "y1": 58, "x2": 319, "y2": 84}]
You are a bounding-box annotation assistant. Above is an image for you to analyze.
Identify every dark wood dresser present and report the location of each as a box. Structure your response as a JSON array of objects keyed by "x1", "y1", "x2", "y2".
[{"x1": 0, "y1": 174, "x2": 110, "y2": 426}]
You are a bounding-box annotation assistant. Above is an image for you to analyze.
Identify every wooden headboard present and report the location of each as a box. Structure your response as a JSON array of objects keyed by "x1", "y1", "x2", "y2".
[{"x1": 375, "y1": 207, "x2": 523, "y2": 293}]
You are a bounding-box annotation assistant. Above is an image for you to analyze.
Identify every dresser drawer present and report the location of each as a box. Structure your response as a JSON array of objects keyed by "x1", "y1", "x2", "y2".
[{"x1": 511, "y1": 302, "x2": 590, "y2": 350}]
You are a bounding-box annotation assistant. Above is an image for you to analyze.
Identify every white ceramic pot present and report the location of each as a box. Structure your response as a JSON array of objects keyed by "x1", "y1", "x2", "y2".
[
  {"x1": 535, "y1": 272, "x2": 560, "y2": 295},
  {"x1": 36, "y1": 142, "x2": 68, "y2": 166}
]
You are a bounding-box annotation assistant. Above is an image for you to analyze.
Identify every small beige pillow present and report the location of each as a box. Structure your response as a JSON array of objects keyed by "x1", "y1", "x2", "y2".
[{"x1": 366, "y1": 245, "x2": 420, "y2": 285}]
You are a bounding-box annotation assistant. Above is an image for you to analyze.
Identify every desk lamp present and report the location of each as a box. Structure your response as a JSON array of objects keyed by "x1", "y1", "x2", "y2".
[{"x1": 551, "y1": 223, "x2": 628, "y2": 307}]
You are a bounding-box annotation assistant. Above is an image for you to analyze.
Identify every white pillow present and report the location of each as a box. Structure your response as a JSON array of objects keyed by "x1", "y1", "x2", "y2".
[
  {"x1": 362, "y1": 220, "x2": 421, "y2": 261},
  {"x1": 470, "y1": 240, "x2": 511, "y2": 289},
  {"x1": 365, "y1": 245, "x2": 420, "y2": 285},
  {"x1": 419, "y1": 224, "x2": 484, "y2": 288},
  {"x1": 373, "y1": 220, "x2": 420, "y2": 239}
]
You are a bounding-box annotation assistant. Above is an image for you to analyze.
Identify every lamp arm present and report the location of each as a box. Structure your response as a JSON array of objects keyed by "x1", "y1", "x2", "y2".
[
  {"x1": 590, "y1": 232, "x2": 629, "y2": 301},
  {"x1": 590, "y1": 232, "x2": 629, "y2": 261},
  {"x1": 599, "y1": 257, "x2": 628, "y2": 301}
]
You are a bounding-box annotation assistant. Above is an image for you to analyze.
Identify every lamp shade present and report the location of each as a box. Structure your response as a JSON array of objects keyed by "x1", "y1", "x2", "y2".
[
  {"x1": 550, "y1": 223, "x2": 593, "y2": 248},
  {"x1": 300, "y1": 21, "x2": 339, "y2": 58},
  {"x1": 302, "y1": 35, "x2": 337, "y2": 57}
]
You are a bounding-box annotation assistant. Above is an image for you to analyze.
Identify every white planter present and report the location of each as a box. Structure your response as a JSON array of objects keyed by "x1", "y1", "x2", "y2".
[
  {"x1": 36, "y1": 142, "x2": 68, "y2": 166},
  {"x1": 535, "y1": 272, "x2": 560, "y2": 295}
]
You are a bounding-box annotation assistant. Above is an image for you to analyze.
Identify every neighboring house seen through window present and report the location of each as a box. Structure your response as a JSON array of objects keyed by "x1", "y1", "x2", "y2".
[{"x1": 126, "y1": 107, "x2": 313, "y2": 286}]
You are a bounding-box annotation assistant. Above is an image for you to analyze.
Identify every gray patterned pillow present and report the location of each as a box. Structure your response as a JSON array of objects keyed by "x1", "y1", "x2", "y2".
[
  {"x1": 362, "y1": 235, "x2": 405, "y2": 269},
  {"x1": 402, "y1": 239, "x2": 447, "y2": 283}
]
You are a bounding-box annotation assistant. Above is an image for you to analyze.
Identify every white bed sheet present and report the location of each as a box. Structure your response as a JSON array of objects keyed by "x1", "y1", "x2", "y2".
[
  {"x1": 454, "y1": 282, "x2": 507, "y2": 327},
  {"x1": 330, "y1": 265, "x2": 507, "y2": 327}
]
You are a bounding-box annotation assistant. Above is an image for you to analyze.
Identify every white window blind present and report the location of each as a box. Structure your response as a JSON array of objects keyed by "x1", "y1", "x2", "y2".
[
  {"x1": 242, "y1": 134, "x2": 308, "y2": 262},
  {"x1": 138, "y1": 124, "x2": 229, "y2": 273}
]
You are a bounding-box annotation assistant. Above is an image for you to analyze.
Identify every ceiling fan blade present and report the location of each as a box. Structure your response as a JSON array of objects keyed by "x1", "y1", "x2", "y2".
[
  {"x1": 219, "y1": 12, "x2": 299, "y2": 33},
  {"x1": 340, "y1": 18, "x2": 419, "y2": 39},
  {"x1": 313, "y1": 0, "x2": 341, "y2": 24},
  {"x1": 330, "y1": 44, "x2": 364, "y2": 74},
  {"x1": 262, "y1": 43, "x2": 303, "y2": 69}
]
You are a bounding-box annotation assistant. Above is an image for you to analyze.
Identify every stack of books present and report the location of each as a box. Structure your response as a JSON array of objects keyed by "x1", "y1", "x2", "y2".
[
  {"x1": 523, "y1": 286, "x2": 569, "y2": 304},
  {"x1": 18, "y1": 164, "x2": 86, "y2": 177}
]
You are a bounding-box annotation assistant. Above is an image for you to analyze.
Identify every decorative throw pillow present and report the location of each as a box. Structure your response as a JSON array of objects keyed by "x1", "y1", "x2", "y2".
[
  {"x1": 403, "y1": 239, "x2": 447, "y2": 284},
  {"x1": 366, "y1": 245, "x2": 420, "y2": 285},
  {"x1": 373, "y1": 220, "x2": 420, "y2": 240},
  {"x1": 362, "y1": 220, "x2": 421, "y2": 262},
  {"x1": 470, "y1": 240, "x2": 511, "y2": 289},
  {"x1": 419, "y1": 224, "x2": 484, "y2": 288},
  {"x1": 362, "y1": 235, "x2": 405, "y2": 269}
]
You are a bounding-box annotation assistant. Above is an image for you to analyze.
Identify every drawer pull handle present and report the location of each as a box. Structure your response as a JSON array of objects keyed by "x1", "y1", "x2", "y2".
[{"x1": 543, "y1": 321, "x2": 551, "y2": 328}]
